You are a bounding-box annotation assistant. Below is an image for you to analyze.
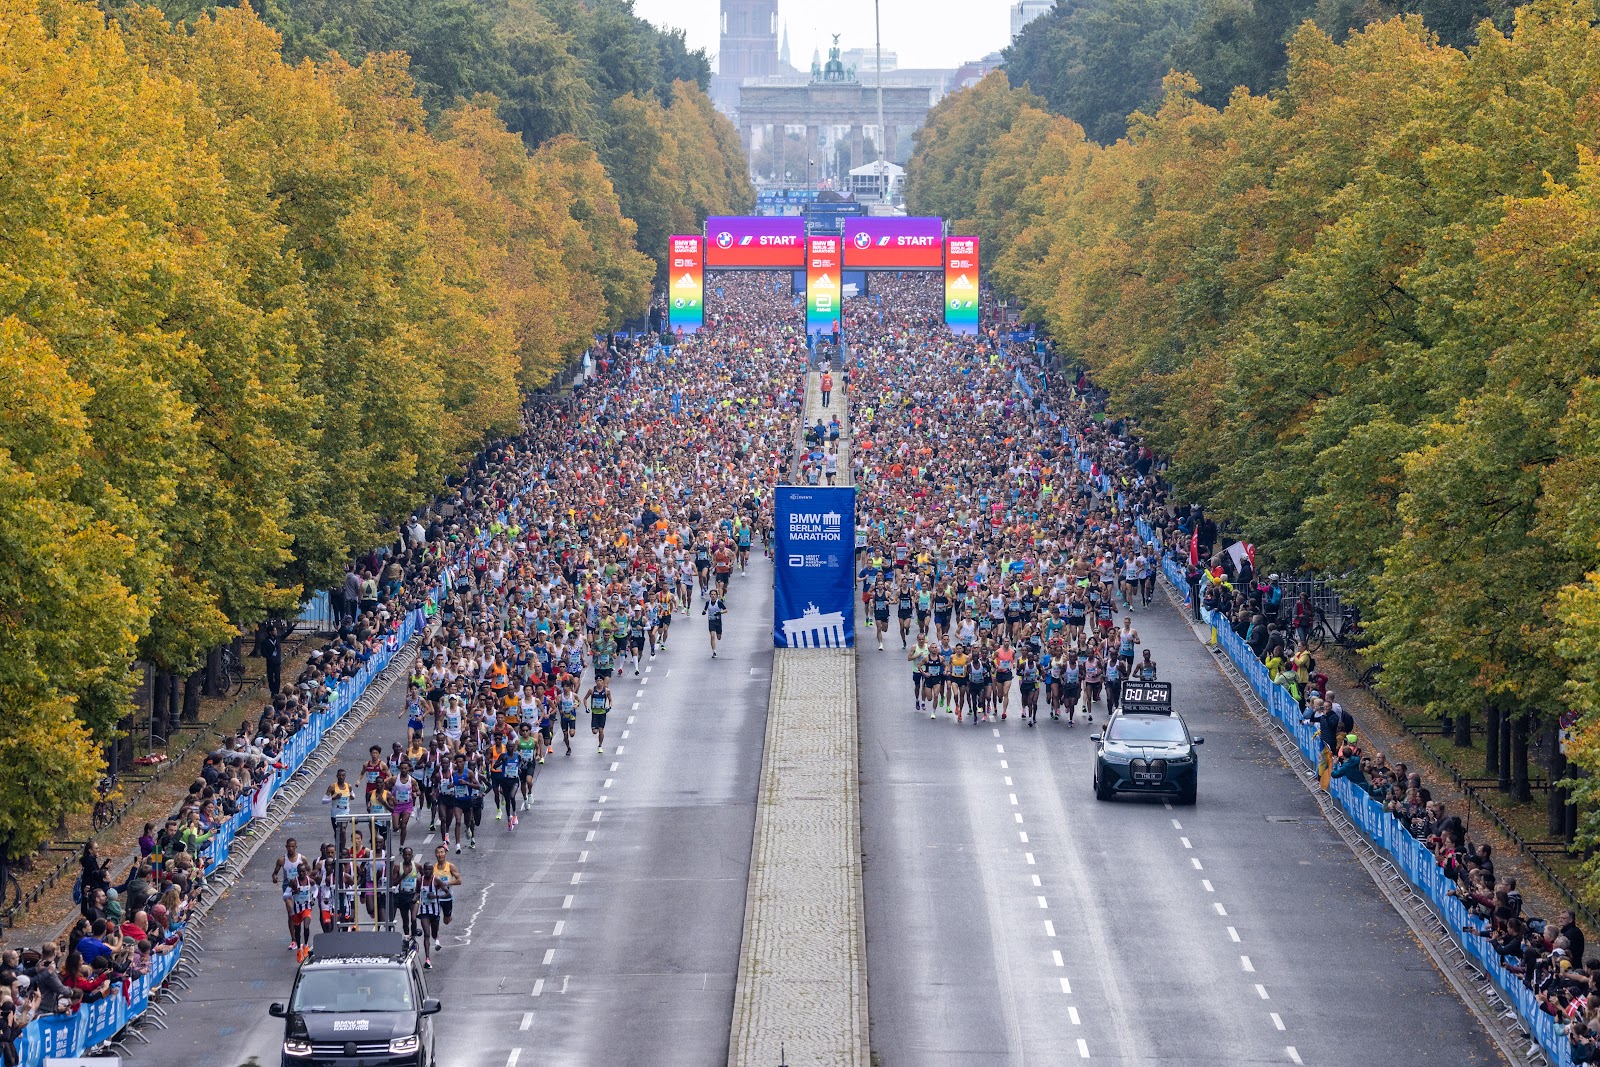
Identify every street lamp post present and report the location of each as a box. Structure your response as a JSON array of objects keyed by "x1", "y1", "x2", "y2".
[{"x1": 875, "y1": 0, "x2": 886, "y2": 200}]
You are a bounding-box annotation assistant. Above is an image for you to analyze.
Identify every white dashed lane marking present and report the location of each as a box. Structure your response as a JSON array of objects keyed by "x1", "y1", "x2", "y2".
[
  {"x1": 542, "y1": 949, "x2": 555, "y2": 965},
  {"x1": 1077, "y1": 1038, "x2": 1090, "y2": 1058},
  {"x1": 1228, "y1": 927, "x2": 1240, "y2": 942},
  {"x1": 1241, "y1": 956, "x2": 1255, "y2": 972},
  {"x1": 519, "y1": 1012, "x2": 533, "y2": 1030},
  {"x1": 1287, "y1": 1048, "x2": 1302, "y2": 1065},
  {"x1": 507, "y1": 1048, "x2": 522, "y2": 1066},
  {"x1": 531, "y1": 979, "x2": 544, "y2": 996},
  {"x1": 552, "y1": 920, "x2": 564, "y2": 936},
  {"x1": 1271, "y1": 1013, "x2": 1285, "y2": 1031},
  {"x1": 1256, "y1": 984, "x2": 1270, "y2": 999}
]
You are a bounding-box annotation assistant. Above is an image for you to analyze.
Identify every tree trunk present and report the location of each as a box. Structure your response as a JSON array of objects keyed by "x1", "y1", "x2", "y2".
[
  {"x1": 1498, "y1": 705, "x2": 1512, "y2": 793},
  {"x1": 1567, "y1": 767, "x2": 1581, "y2": 844},
  {"x1": 151, "y1": 672, "x2": 170, "y2": 746},
  {"x1": 1485, "y1": 699, "x2": 1500, "y2": 778},
  {"x1": 1512, "y1": 712, "x2": 1531, "y2": 802},
  {"x1": 167, "y1": 672, "x2": 181, "y2": 737},
  {"x1": 1549, "y1": 727, "x2": 1568, "y2": 837},
  {"x1": 1454, "y1": 702, "x2": 1472, "y2": 747},
  {"x1": 183, "y1": 669, "x2": 203, "y2": 723},
  {"x1": 204, "y1": 646, "x2": 223, "y2": 698}
]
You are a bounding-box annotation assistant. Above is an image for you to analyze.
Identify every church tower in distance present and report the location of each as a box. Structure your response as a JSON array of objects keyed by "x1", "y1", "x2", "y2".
[{"x1": 719, "y1": 0, "x2": 780, "y2": 79}]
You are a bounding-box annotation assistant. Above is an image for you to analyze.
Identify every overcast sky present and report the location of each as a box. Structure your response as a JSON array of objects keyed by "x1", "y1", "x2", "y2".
[{"x1": 631, "y1": 0, "x2": 1018, "y2": 72}]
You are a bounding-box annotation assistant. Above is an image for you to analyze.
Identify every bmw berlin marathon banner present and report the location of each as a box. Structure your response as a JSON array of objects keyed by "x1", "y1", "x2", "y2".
[
  {"x1": 774, "y1": 486, "x2": 857, "y2": 648},
  {"x1": 944, "y1": 236, "x2": 980, "y2": 335},
  {"x1": 667, "y1": 235, "x2": 704, "y2": 334},
  {"x1": 704, "y1": 216, "x2": 806, "y2": 270},
  {"x1": 841, "y1": 217, "x2": 945, "y2": 270}
]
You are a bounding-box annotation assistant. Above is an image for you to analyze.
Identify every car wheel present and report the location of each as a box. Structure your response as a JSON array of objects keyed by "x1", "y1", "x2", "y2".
[{"x1": 1094, "y1": 769, "x2": 1112, "y2": 802}]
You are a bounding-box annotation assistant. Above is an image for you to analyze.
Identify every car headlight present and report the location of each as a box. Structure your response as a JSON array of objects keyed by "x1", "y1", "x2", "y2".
[
  {"x1": 1167, "y1": 755, "x2": 1193, "y2": 765},
  {"x1": 1099, "y1": 748, "x2": 1132, "y2": 765},
  {"x1": 283, "y1": 1038, "x2": 314, "y2": 1057},
  {"x1": 390, "y1": 1035, "x2": 421, "y2": 1055}
]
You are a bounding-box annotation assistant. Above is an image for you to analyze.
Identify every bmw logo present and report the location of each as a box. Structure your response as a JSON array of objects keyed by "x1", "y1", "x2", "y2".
[
  {"x1": 853, "y1": 231, "x2": 873, "y2": 249},
  {"x1": 715, "y1": 231, "x2": 734, "y2": 249}
]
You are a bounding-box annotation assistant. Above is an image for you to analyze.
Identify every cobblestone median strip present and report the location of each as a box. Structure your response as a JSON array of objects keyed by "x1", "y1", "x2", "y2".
[{"x1": 729, "y1": 368, "x2": 868, "y2": 1067}]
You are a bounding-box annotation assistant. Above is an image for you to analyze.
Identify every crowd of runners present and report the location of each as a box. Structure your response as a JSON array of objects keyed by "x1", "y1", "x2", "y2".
[
  {"x1": 268, "y1": 272, "x2": 808, "y2": 965},
  {"x1": 260, "y1": 266, "x2": 1178, "y2": 970},
  {"x1": 842, "y1": 275, "x2": 1170, "y2": 728}
]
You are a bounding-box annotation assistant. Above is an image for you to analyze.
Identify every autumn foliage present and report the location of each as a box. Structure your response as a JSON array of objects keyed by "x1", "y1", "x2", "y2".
[
  {"x1": 0, "y1": 0, "x2": 670, "y2": 852},
  {"x1": 910, "y1": 0, "x2": 1600, "y2": 875}
]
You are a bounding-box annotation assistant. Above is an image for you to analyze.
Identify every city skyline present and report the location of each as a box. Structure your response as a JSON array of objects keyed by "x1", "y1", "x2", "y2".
[{"x1": 630, "y1": 0, "x2": 1019, "y2": 72}]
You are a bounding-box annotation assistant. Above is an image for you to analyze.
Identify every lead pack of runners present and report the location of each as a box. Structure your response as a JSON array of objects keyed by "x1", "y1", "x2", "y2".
[{"x1": 843, "y1": 275, "x2": 1169, "y2": 729}]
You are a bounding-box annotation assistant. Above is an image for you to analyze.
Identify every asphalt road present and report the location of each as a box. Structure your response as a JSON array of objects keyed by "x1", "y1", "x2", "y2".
[
  {"x1": 857, "y1": 586, "x2": 1506, "y2": 1066},
  {"x1": 138, "y1": 553, "x2": 774, "y2": 1067}
]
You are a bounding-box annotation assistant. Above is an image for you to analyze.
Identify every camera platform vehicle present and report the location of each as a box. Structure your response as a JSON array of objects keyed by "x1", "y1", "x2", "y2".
[{"x1": 269, "y1": 931, "x2": 440, "y2": 1067}]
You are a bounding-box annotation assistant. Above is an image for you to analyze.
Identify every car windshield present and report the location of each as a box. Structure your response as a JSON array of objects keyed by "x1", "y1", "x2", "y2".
[
  {"x1": 291, "y1": 967, "x2": 415, "y2": 1013},
  {"x1": 1107, "y1": 716, "x2": 1187, "y2": 744}
]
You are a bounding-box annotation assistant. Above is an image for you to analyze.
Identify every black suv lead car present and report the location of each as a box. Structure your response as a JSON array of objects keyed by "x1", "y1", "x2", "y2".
[
  {"x1": 270, "y1": 932, "x2": 440, "y2": 1067},
  {"x1": 1092, "y1": 683, "x2": 1203, "y2": 804}
]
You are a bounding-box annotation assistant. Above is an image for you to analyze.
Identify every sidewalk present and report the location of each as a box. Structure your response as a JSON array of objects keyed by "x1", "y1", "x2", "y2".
[{"x1": 728, "y1": 366, "x2": 868, "y2": 1066}]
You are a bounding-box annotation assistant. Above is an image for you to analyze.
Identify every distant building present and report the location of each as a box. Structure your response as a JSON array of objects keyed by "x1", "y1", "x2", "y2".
[
  {"x1": 1011, "y1": 0, "x2": 1053, "y2": 40},
  {"x1": 840, "y1": 47, "x2": 897, "y2": 73},
  {"x1": 720, "y1": 0, "x2": 780, "y2": 79},
  {"x1": 953, "y1": 51, "x2": 1006, "y2": 91},
  {"x1": 712, "y1": 0, "x2": 793, "y2": 117}
]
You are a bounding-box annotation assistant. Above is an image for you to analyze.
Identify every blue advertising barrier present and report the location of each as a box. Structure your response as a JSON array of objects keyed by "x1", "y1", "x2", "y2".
[
  {"x1": 1135, "y1": 513, "x2": 1576, "y2": 1066},
  {"x1": 774, "y1": 485, "x2": 856, "y2": 648}
]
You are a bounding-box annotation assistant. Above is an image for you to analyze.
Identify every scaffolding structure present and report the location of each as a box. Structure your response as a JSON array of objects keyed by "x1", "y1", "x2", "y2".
[{"x1": 330, "y1": 810, "x2": 397, "y2": 932}]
